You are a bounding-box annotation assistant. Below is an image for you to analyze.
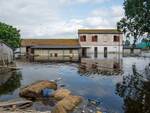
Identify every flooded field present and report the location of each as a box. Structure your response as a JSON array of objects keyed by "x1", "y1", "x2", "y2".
[{"x1": 0, "y1": 54, "x2": 150, "y2": 113}]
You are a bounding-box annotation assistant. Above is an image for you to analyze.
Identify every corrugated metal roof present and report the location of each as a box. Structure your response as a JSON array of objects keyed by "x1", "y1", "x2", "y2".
[
  {"x1": 30, "y1": 45, "x2": 80, "y2": 49},
  {"x1": 78, "y1": 29, "x2": 122, "y2": 34},
  {"x1": 21, "y1": 39, "x2": 79, "y2": 47}
]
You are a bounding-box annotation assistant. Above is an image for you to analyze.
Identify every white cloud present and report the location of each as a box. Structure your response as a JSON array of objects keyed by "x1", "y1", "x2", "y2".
[
  {"x1": 91, "y1": 6, "x2": 124, "y2": 18},
  {"x1": 59, "y1": 0, "x2": 110, "y2": 4},
  {"x1": 87, "y1": 5, "x2": 124, "y2": 28},
  {"x1": 0, "y1": 0, "x2": 124, "y2": 38},
  {"x1": 112, "y1": 6, "x2": 124, "y2": 17}
]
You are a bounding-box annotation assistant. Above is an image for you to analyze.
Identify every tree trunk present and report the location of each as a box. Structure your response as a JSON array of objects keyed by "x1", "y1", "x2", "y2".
[{"x1": 131, "y1": 38, "x2": 136, "y2": 54}]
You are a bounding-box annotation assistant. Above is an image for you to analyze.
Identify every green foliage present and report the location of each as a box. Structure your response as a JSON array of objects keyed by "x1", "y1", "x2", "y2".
[
  {"x1": 117, "y1": 17, "x2": 143, "y2": 47},
  {"x1": 124, "y1": 0, "x2": 150, "y2": 35},
  {"x1": 142, "y1": 38, "x2": 150, "y2": 48},
  {"x1": 117, "y1": 0, "x2": 150, "y2": 47},
  {"x1": 0, "y1": 22, "x2": 21, "y2": 50},
  {"x1": 125, "y1": 39, "x2": 130, "y2": 46}
]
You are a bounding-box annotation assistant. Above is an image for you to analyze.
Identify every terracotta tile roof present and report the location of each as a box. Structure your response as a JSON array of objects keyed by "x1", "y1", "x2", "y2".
[
  {"x1": 78, "y1": 29, "x2": 122, "y2": 34},
  {"x1": 21, "y1": 39, "x2": 79, "y2": 47}
]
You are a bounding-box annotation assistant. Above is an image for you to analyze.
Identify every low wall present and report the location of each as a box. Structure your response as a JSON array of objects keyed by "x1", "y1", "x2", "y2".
[{"x1": 123, "y1": 48, "x2": 141, "y2": 56}]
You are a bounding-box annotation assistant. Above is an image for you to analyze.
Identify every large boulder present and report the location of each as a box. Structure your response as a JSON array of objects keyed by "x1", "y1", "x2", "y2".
[
  {"x1": 20, "y1": 80, "x2": 57, "y2": 99},
  {"x1": 52, "y1": 95, "x2": 82, "y2": 113},
  {"x1": 53, "y1": 88, "x2": 71, "y2": 100}
]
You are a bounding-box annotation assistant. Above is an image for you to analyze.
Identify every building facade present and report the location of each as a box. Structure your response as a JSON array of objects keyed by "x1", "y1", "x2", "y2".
[
  {"x1": 78, "y1": 29, "x2": 123, "y2": 57},
  {"x1": 20, "y1": 29, "x2": 123, "y2": 61},
  {"x1": 21, "y1": 39, "x2": 80, "y2": 62},
  {"x1": 0, "y1": 41, "x2": 13, "y2": 65}
]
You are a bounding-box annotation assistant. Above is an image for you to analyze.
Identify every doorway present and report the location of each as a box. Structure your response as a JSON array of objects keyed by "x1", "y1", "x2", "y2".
[
  {"x1": 94, "y1": 47, "x2": 98, "y2": 58},
  {"x1": 104, "y1": 47, "x2": 107, "y2": 58},
  {"x1": 82, "y1": 48, "x2": 87, "y2": 57}
]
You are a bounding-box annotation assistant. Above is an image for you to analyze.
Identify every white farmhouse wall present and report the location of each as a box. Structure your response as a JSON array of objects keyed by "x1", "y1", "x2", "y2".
[
  {"x1": 84, "y1": 46, "x2": 123, "y2": 54},
  {"x1": 79, "y1": 34, "x2": 123, "y2": 46},
  {"x1": 34, "y1": 49, "x2": 79, "y2": 61},
  {"x1": 79, "y1": 33, "x2": 123, "y2": 53}
]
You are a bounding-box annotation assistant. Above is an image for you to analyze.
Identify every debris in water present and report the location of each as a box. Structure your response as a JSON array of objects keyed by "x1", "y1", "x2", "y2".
[
  {"x1": 42, "y1": 88, "x2": 54, "y2": 97},
  {"x1": 20, "y1": 80, "x2": 57, "y2": 99}
]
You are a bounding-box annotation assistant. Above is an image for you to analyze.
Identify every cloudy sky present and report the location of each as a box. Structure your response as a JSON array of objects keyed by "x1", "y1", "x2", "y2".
[{"x1": 0, "y1": 0, "x2": 124, "y2": 39}]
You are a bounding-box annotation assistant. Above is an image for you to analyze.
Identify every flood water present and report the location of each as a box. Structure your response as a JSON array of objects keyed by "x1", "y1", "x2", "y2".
[{"x1": 0, "y1": 54, "x2": 150, "y2": 113}]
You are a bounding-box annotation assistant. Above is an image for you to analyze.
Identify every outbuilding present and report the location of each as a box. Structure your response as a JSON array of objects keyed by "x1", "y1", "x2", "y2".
[
  {"x1": 21, "y1": 39, "x2": 80, "y2": 62},
  {"x1": 0, "y1": 41, "x2": 13, "y2": 65}
]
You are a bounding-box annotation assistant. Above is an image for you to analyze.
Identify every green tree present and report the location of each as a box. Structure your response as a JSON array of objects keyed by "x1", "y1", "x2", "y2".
[
  {"x1": 142, "y1": 38, "x2": 150, "y2": 48},
  {"x1": 117, "y1": 0, "x2": 150, "y2": 48},
  {"x1": 124, "y1": 0, "x2": 150, "y2": 37},
  {"x1": 0, "y1": 22, "x2": 21, "y2": 50},
  {"x1": 117, "y1": 17, "x2": 143, "y2": 48},
  {"x1": 125, "y1": 39, "x2": 130, "y2": 46}
]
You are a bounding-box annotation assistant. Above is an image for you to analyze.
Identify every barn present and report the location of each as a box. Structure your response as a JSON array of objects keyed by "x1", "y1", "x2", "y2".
[{"x1": 21, "y1": 39, "x2": 81, "y2": 62}]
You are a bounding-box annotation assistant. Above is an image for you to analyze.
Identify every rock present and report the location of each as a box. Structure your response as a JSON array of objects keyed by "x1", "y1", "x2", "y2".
[
  {"x1": 20, "y1": 80, "x2": 57, "y2": 99},
  {"x1": 52, "y1": 95, "x2": 82, "y2": 113},
  {"x1": 53, "y1": 88, "x2": 71, "y2": 100}
]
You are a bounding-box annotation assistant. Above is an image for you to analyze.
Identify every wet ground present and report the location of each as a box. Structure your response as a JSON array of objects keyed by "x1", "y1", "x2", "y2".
[{"x1": 0, "y1": 55, "x2": 150, "y2": 113}]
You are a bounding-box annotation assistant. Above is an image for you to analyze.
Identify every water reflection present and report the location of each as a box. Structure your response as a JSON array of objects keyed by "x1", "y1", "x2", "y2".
[
  {"x1": 0, "y1": 71, "x2": 22, "y2": 96},
  {"x1": 116, "y1": 64, "x2": 150, "y2": 113},
  {"x1": 79, "y1": 54, "x2": 123, "y2": 76}
]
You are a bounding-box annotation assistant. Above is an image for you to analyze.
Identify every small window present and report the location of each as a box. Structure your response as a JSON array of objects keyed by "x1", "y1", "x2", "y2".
[
  {"x1": 80, "y1": 35, "x2": 86, "y2": 42},
  {"x1": 54, "y1": 53, "x2": 58, "y2": 57},
  {"x1": 92, "y1": 35, "x2": 98, "y2": 42},
  {"x1": 114, "y1": 36, "x2": 120, "y2": 42}
]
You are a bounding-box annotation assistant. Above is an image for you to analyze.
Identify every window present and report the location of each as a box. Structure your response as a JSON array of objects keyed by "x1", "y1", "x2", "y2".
[
  {"x1": 54, "y1": 53, "x2": 58, "y2": 57},
  {"x1": 80, "y1": 35, "x2": 86, "y2": 42},
  {"x1": 114, "y1": 36, "x2": 120, "y2": 42},
  {"x1": 92, "y1": 35, "x2": 98, "y2": 42},
  {"x1": 94, "y1": 47, "x2": 98, "y2": 58}
]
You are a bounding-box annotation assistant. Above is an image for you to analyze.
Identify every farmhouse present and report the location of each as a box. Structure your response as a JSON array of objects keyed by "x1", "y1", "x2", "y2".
[
  {"x1": 21, "y1": 39, "x2": 80, "y2": 62},
  {"x1": 20, "y1": 29, "x2": 123, "y2": 61},
  {"x1": 78, "y1": 29, "x2": 123, "y2": 57},
  {"x1": 0, "y1": 41, "x2": 13, "y2": 65}
]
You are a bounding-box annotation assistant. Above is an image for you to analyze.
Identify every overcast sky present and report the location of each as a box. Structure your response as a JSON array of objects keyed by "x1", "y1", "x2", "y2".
[{"x1": 0, "y1": 0, "x2": 124, "y2": 39}]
